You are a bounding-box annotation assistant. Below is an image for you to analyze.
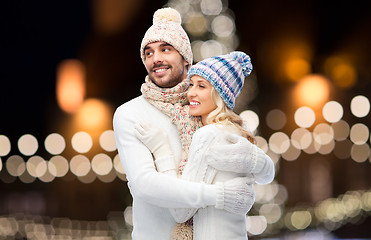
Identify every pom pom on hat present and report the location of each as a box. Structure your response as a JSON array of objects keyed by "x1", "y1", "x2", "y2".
[
  {"x1": 229, "y1": 51, "x2": 253, "y2": 77},
  {"x1": 140, "y1": 8, "x2": 193, "y2": 65},
  {"x1": 187, "y1": 51, "x2": 253, "y2": 109},
  {"x1": 153, "y1": 7, "x2": 181, "y2": 24}
]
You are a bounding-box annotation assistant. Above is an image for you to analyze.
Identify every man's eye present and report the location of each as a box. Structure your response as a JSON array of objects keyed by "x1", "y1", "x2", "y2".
[{"x1": 145, "y1": 52, "x2": 153, "y2": 56}]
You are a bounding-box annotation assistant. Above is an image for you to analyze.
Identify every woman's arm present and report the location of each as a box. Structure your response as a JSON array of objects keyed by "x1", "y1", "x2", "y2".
[{"x1": 205, "y1": 130, "x2": 275, "y2": 185}]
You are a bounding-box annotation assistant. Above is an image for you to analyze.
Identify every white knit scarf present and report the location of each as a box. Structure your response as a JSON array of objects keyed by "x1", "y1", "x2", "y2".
[{"x1": 141, "y1": 76, "x2": 203, "y2": 175}]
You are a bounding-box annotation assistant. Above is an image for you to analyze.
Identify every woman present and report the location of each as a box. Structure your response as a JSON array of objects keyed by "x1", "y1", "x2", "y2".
[{"x1": 135, "y1": 51, "x2": 275, "y2": 239}]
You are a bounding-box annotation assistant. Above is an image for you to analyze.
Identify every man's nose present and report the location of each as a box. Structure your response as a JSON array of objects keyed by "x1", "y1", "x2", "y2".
[{"x1": 153, "y1": 51, "x2": 163, "y2": 63}]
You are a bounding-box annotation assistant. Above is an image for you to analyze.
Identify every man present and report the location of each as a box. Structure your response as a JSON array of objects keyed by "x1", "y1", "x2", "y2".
[{"x1": 113, "y1": 8, "x2": 255, "y2": 239}]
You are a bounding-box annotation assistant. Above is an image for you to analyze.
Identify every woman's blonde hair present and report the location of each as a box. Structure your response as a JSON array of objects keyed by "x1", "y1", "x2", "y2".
[{"x1": 205, "y1": 88, "x2": 256, "y2": 144}]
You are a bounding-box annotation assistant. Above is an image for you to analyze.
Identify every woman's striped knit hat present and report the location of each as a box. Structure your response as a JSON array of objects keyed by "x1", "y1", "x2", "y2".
[{"x1": 187, "y1": 51, "x2": 253, "y2": 109}]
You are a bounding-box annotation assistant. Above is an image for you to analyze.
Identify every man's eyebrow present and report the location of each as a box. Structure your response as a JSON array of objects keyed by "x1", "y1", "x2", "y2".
[
  {"x1": 144, "y1": 46, "x2": 151, "y2": 51},
  {"x1": 160, "y1": 43, "x2": 173, "y2": 47}
]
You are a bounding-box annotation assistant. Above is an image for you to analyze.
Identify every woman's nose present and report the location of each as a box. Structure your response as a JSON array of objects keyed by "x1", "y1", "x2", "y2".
[{"x1": 187, "y1": 86, "x2": 195, "y2": 98}]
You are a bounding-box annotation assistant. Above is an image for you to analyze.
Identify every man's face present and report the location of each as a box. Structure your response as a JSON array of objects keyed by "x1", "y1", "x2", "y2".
[{"x1": 144, "y1": 41, "x2": 189, "y2": 88}]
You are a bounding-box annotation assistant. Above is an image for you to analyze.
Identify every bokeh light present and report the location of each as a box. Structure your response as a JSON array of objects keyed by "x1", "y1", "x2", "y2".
[
  {"x1": 0, "y1": 135, "x2": 11, "y2": 156},
  {"x1": 211, "y1": 15, "x2": 235, "y2": 37},
  {"x1": 313, "y1": 123, "x2": 334, "y2": 145},
  {"x1": 324, "y1": 56, "x2": 357, "y2": 88},
  {"x1": 351, "y1": 144, "x2": 370, "y2": 163},
  {"x1": 75, "y1": 99, "x2": 112, "y2": 131},
  {"x1": 291, "y1": 128, "x2": 312, "y2": 150},
  {"x1": 18, "y1": 134, "x2": 38, "y2": 156},
  {"x1": 26, "y1": 156, "x2": 47, "y2": 178},
  {"x1": 266, "y1": 109, "x2": 287, "y2": 130},
  {"x1": 281, "y1": 144, "x2": 301, "y2": 161},
  {"x1": 350, "y1": 95, "x2": 370, "y2": 118},
  {"x1": 56, "y1": 59, "x2": 86, "y2": 114},
  {"x1": 44, "y1": 133, "x2": 66, "y2": 155},
  {"x1": 240, "y1": 110, "x2": 260, "y2": 133},
  {"x1": 246, "y1": 216, "x2": 267, "y2": 235},
  {"x1": 70, "y1": 155, "x2": 91, "y2": 177},
  {"x1": 290, "y1": 211, "x2": 312, "y2": 230},
  {"x1": 200, "y1": 40, "x2": 225, "y2": 59},
  {"x1": 200, "y1": 0, "x2": 222, "y2": 15},
  {"x1": 323, "y1": 101, "x2": 343, "y2": 123},
  {"x1": 113, "y1": 154, "x2": 125, "y2": 175},
  {"x1": 91, "y1": 153, "x2": 113, "y2": 176},
  {"x1": 269, "y1": 132, "x2": 290, "y2": 155},
  {"x1": 255, "y1": 136, "x2": 269, "y2": 153},
  {"x1": 259, "y1": 204, "x2": 282, "y2": 224},
  {"x1": 285, "y1": 58, "x2": 311, "y2": 82},
  {"x1": 185, "y1": 13, "x2": 208, "y2": 36},
  {"x1": 332, "y1": 120, "x2": 350, "y2": 141},
  {"x1": 333, "y1": 139, "x2": 352, "y2": 159},
  {"x1": 71, "y1": 132, "x2": 93, "y2": 153},
  {"x1": 350, "y1": 123, "x2": 369, "y2": 145},
  {"x1": 294, "y1": 74, "x2": 330, "y2": 108},
  {"x1": 48, "y1": 156, "x2": 69, "y2": 177},
  {"x1": 6, "y1": 155, "x2": 25, "y2": 177},
  {"x1": 294, "y1": 106, "x2": 316, "y2": 128},
  {"x1": 99, "y1": 130, "x2": 117, "y2": 152}
]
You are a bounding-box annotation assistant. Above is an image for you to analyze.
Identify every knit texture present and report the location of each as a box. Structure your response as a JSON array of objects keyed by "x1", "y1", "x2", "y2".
[
  {"x1": 140, "y1": 8, "x2": 193, "y2": 65},
  {"x1": 215, "y1": 177, "x2": 255, "y2": 214},
  {"x1": 141, "y1": 76, "x2": 203, "y2": 175},
  {"x1": 187, "y1": 51, "x2": 253, "y2": 109}
]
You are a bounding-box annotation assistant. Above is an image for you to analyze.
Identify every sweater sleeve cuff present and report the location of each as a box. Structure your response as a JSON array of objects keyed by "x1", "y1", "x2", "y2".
[
  {"x1": 251, "y1": 148, "x2": 266, "y2": 174},
  {"x1": 154, "y1": 156, "x2": 176, "y2": 173},
  {"x1": 215, "y1": 182, "x2": 224, "y2": 209}
]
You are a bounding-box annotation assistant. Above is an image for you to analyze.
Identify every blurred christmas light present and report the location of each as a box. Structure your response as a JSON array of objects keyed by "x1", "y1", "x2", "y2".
[
  {"x1": 44, "y1": 133, "x2": 66, "y2": 155},
  {"x1": 240, "y1": 110, "x2": 259, "y2": 134},
  {"x1": 294, "y1": 74, "x2": 330, "y2": 109},
  {"x1": 266, "y1": 109, "x2": 287, "y2": 130},
  {"x1": 71, "y1": 131, "x2": 93, "y2": 153},
  {"x1": 0, "y1": 135, "x2": 11, "y2": 156},
  {"x1": 350, "y1": 95, "x2": 370, "y2": 118},
  {"x1": 56, "y1": 59, "x2": 86, "y2": 114},
  {"x1": 322, "y1": 101, "x2": 343, "y2": 123},
  {"x1": 18, "y1": 134, "x2": 38, "y2": 156},
  {"x1": 294, "y1": 106, "x2": 315, "y2": 128}
]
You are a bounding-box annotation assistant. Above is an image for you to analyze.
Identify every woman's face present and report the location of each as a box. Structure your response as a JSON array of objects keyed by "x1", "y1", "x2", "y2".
[{"x1": 187, "y1": 75, "x2": 217, "y2": 125}]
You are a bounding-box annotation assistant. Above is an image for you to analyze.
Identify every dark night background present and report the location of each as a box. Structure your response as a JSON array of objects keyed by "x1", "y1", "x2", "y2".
[{"x1": 1, "y1": 0, "x2": 371, "y2": 239}]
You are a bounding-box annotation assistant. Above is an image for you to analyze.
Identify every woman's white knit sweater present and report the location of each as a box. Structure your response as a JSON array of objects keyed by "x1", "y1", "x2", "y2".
[
  {"x1": 113, "y1": 96, "x2": 219, "y2": 240},
  {"x1": 156, "y1": 124, "x2": 275, "y2": 240}
]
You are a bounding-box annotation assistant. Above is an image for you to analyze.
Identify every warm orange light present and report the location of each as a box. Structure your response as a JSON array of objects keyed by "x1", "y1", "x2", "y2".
[
  {"x1": 324, "y1": 56, "x2": 357, "y2": 89},
  {"x1": 56, "y1": 59, "x2": 86, "y2": 113},
  {"x1": 294, "y1": 74, "x2": 330, "y2": 108},
  {"x1": 285, "y1": 58, "x2": 311, "y2": 82},
  {"x1": 75, "y1": 98, "x2": 111, "y2": 131}
]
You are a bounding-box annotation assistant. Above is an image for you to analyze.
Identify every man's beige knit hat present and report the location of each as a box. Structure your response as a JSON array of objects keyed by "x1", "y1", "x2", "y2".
[{"x1": 140, "y1": 7, "x2": 193, "y2": 65}]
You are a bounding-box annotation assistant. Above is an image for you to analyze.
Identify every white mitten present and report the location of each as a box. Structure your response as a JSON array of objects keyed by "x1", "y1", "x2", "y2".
[
  {"x1": 206, "y1": 132, "x2": 267, "y2": 174},
  {"x1": 134, "y1": 121, "x2": 173, "y2": 159},
  {"x1": 215, "y1": 177, "x2": 255, "y2": 215}
]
